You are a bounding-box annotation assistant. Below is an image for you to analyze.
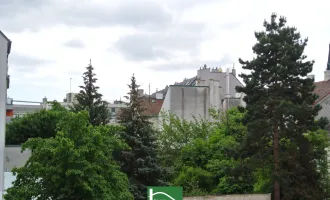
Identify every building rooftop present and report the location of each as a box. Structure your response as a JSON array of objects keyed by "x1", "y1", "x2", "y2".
[
  {"x1": 147, "y1": 76, "x2": 197, "y2": 99},
  {"x1": 314, "y1": 79, "x2": 330, "y2": 105}
]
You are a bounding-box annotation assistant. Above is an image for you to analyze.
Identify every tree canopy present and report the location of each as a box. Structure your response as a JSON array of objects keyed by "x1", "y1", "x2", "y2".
[
  {"x1": 4, "y1": 111, "x2": 132, "y2": 200},
  {"x1": 6, "y1": 101, "x2": 67, "y2": 145},
  {"x1": 236, "y1": 13, "x2": 327, "y2": 200},
  {"x1": 158, "y1": 107, "x2": 255, "y2": 196},
  {"x1": 116, "y1": 74, "x2": 166, "y2": 200},
  {"x1": 71, "y1": 60, "x2": 110, "y2": 126}
]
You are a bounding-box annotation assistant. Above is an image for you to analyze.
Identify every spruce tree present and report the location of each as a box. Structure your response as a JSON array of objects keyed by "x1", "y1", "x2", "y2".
[
  {"x1": 236, "y1": 14, "x2": 325, "y2": 199},
  {"x1": 116, "y1": 74, "x2": 165, "y2": 200},
  {"x1": 71, "y1": 60, "x2": 110, "y2": 126}
]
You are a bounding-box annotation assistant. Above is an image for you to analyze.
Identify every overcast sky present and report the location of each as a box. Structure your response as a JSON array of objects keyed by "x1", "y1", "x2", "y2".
[{"x1": 3, "y1": 0, "x2": 330, "y2": 102}]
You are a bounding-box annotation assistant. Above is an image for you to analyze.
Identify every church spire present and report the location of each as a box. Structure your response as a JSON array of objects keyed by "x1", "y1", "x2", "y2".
[
  {"x1": 325, "y1": 44, "x2": 330, "y2": 81},
  {"x1": 327, "y1": 44, "x2": 330, "y2": 70}
]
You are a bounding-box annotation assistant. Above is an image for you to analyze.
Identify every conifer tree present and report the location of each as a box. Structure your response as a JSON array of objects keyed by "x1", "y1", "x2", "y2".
[
  {"x1": 116, "y1": 74, "x2": 165, "y2": 200},
  {"x1": 71, "y1": 60, "x2": 110, "y2": 126},
  {"x1": 237, "y1": 14, "x2": 325, "y2": 199}
]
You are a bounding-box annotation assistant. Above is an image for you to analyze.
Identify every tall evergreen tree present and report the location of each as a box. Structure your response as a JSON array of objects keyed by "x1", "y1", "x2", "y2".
[
  {"x1": 71, "y1": 60, "x2": 110, "y2": 126},
  {"x1": 116, "y1": 74, "x2": 165, "y2": 200},
  {"x1": 237, "y1": 14, "x2": 325, "y2": 199}
]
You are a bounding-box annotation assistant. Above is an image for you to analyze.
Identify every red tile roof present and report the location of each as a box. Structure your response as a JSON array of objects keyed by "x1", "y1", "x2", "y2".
[
  {"x1": 141, "y1": 98, "x2": 163, "y2": 116},
  {"x1": 314, "y1": 80, "x2": 330, "y2": 105}
]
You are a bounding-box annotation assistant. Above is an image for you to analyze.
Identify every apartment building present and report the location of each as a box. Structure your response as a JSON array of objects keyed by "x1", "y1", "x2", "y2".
[
  {"x1": 159, "y1": 65, "x2": 245, "y2": 122},
  {"x1": 0, "y1": 30, "x2": 12, "y2": 197}
]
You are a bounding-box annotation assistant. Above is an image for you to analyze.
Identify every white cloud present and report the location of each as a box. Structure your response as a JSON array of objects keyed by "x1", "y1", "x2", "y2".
[{"x1": 3, "y1": 0, "x2": 330, "y2": 102}]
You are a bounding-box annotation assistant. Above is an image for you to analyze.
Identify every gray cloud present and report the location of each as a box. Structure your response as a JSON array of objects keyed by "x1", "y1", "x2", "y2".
[
  {"x1": 64, "y1": 39, "x2": 85, "y2": 48},
  {"x1": 147, "y1": 56, "x2": 234, "y2": 72},
  {"x1": 0, "y1": 0, "x2": 172, "y2": 32},
  {"x1": 114, "y1": 23, "x2": 206, "y2": 61},
  {"x1": 9, "y1": 53, "x2": 55, "y2": 72}
]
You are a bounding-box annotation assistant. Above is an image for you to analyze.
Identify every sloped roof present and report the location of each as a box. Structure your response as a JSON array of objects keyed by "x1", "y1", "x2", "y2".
[
  {"x1": 148, "y1": 76, "x2": 197, "y2": 99},
  {"x1": 314, "y1": 79, "x2": 330, "y2": 105}
]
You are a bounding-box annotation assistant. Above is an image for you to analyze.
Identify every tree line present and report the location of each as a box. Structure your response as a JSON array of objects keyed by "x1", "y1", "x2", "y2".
[{"x1": 4, "y1": 14, "x2": 330, "y2": 200}]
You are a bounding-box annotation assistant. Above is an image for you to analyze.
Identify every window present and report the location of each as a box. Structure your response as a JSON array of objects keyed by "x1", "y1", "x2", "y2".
[
  {"x1": 111, "y1": 108, "x2": 116, "y2": 113},
  {"x1": 152, "y1": 99, "x2": 156, "y2": 103}
]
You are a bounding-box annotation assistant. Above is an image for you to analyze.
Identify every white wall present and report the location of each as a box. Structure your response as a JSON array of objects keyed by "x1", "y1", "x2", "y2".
[
  {"x1": 166, "y1": 86, "x2": 210, "y2": 121},
  {"x1": 0, "y1": 33, "x2": 9, "y2": 196},
  {"x1": 317, "y1": 95, "x2": 330, "y2": 120}
]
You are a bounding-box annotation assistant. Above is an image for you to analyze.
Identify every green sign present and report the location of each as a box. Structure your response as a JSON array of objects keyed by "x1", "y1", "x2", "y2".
[{"x1": 147, "y1": 186, "x2": 183, "y2": 200}]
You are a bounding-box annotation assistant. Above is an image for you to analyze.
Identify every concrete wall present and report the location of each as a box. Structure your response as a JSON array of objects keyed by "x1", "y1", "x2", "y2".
[
  {"x1": 197, "y1": 68, "x2": 243, "y2": 97},
  {"x1": 184, "y1": 194, "x2": 271, "y2": 200},
  {"x1": 4, "y1": 146, "x2": 31, "y2": 172},
  {"x1": 166, "y1": 86, "x2": 210, "y2": 121}
]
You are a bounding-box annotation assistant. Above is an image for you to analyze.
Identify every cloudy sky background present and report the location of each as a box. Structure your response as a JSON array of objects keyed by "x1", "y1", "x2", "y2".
[{"x1": 2, "y1": 0, "x2": 329, "y2": 102}]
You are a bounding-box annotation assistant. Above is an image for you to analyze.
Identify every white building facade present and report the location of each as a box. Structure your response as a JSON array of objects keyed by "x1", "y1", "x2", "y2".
[
  {"x1": 161, "y1": 66, "x2": 245, "y2": 122},
  {"x1": 0, "y1": 30, "x2": 11, "y2": 198}
]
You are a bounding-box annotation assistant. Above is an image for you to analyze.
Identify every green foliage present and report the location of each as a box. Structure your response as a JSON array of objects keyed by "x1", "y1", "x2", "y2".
[
  {"x1": 160, "y1": 107, "x2": 255, "y2": 195},
  {"x1": 6, "y1": 101, "x2": 68, "y2": 145},
  {"x1": 157, "y1": 111, "x2": 212, "y2": 180},
  {"x1": 116, "y1": 74, "x2": 165, "y2": 200},
  {"x1": 71, "y1": 61, "x2": 110, "y2": 126},
  {"x1": 4, "y1": 111, "x2": 132, "y2": 200},
  {"x1": 174, "y1": 167, "x2": 213, "y2": 196},
  {"x1": 236, "y1": 13, "x2": 326, "y2": 199}
]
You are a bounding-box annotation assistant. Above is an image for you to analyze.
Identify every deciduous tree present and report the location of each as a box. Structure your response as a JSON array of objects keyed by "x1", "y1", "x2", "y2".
[
  {"x1": 6, "y1": 101, "x2": 67, "y2": 145},
  {"x1": 4, "y1": 111, "x2": 132, "y2": 200}
]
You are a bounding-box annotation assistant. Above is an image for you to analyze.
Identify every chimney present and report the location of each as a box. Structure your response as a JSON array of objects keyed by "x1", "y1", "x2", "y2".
[
  {"x1": 225, "y1": 68, "x2": 230, "y2": 98},
  {"x1": 232, "y1": 68, "x2": 236, "y2": 77}
]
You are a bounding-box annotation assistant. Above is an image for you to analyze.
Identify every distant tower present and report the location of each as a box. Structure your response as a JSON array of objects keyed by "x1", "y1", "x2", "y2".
[{"x1": 324, "y1": 44, "x2": 330, "y2": 81}]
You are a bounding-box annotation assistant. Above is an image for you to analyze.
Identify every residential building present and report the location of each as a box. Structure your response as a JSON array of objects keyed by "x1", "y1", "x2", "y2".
[
  {"x1": 0, "y1": 30, "x2": 11, "y2": 198},
  {"x1": 109, "y1": 100, "x2": 127, "y2": 124},
  {"x1": 313, "y1": 44, "x2": 330, "y2": 130},
  {"x1": 139, "y1": 90, "x2": 165, "y2": 129},
  {"x1": 160, "y1": 65, "x2": 245, "y2": 122},
  {"x1": 6, "y1": 94, "x2": 127, "y2": 124},
  {"x1": 63, "y1": 92, "x2": 78, "y2": 104}
]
